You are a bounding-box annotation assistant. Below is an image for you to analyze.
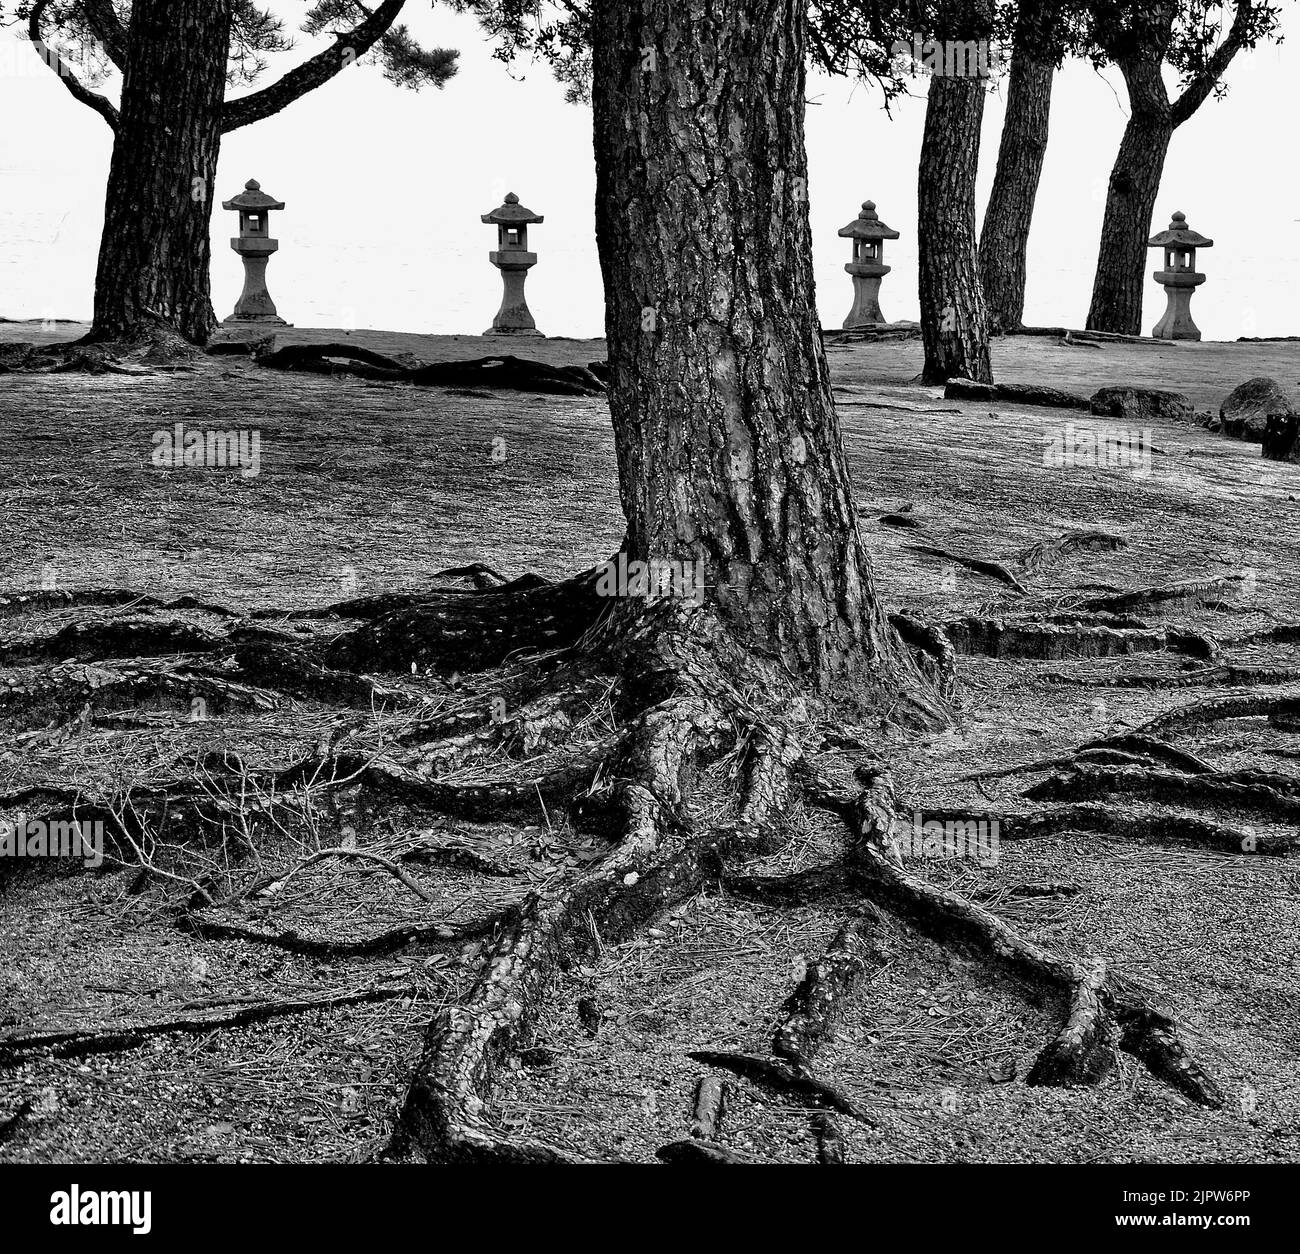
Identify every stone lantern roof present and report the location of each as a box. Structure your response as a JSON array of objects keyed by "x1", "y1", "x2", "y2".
[
  {"x1": 1148, "y1": 211, "x2": 1212, "y2": 249},
  {"x1": 838, "y1": 200, "x2": 899, "y2": 241},
  {"x1": 222, "y1": 178, "x2": 285, "y2": 212},
  {"x1": 482, "y1": 192, "x2": 544, "y2": 226}
]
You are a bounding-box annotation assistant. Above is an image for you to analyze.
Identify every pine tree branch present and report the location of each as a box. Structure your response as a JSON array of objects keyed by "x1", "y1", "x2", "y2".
[
  {"x1": 28, "y1": 0, "x2": 119, "y2": 130},
  {"x1": 1170, "y1": 0, "x2": 1256, "y2": 127},
  {"x1": 77, "y1": 0, "x2": 127, "y2": 72},
  {"x1": 221, "y1": 0, "x2": 409, "y2": 133}
]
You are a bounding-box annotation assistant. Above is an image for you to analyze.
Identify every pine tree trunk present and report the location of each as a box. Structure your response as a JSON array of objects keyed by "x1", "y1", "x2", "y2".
[
  {"x1": 1085, "y1": 57, "x2": 1173, "y2": 336},
  {"x1": 917, "y1": 70, "x2": 992, "y2": 383},
  {"x1": 590, "y1": 0, "x2": 925, "y2": 706},
  {"x1": 89, "y1": 0, "x2": 233, "y2": 346},
  {"x1": 979, "y1": 44, "x2": 1054, "y2": 334}
]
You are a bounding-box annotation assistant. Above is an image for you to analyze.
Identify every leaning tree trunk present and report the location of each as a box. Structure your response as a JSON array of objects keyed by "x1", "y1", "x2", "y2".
[
  {"x1": 979, "y1": 45, "x2": 1055, "y2": 334},
  {"x1": 88, "y1": 0, "x2": 233, "y2": 346},
  {"x1": 1085, "y1": 57, "x2": 1173, "y2": 336},
  {"x1": 591, "y1": 0, "x2": 926, "y2": 708},
  {"x1": 918, "y1": 70, "x2": 993, "y2": 383}
]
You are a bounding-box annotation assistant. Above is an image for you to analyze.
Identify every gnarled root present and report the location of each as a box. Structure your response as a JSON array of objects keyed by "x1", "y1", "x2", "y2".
[
  {"x1": 843, "y1": 775, "x2": 1223, "y2": 1106},
  {"x1": 773, "y1": 910, "x2": 886, "y2": 1069},
  {"x1": 0, "y1": 562, "x2": 1246, "y2": 1164},
  {"x1": 395, "y1": 690, "x2": 730, "y2": 1162},
  {"x1": 1025, "y1": 961, "x2": 1115, "y2": 1087}
]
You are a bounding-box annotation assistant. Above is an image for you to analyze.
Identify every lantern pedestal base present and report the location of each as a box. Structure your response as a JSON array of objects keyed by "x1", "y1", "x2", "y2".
[
  {"x1": 842, "y1": 262, "x2": 891, "y2": 330},
  {"x1": 1150, "y1": 269, "x2": 1205, "y2": 342},
  {"x1": 227, "y1": 246, "x2": 288, "y2": 327},
  {"x1": 486, "y1": 258, "x2": 542, "y2": 338},
  {"x1": 223, "y1": 315, "x2": 292, "y2": 327},
  {"x1": 483, "y1": 327, "x2": 544, "y2": 338}
]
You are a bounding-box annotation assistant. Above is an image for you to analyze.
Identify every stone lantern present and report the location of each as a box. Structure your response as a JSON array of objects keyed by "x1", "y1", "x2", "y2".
[
  {"x1": 222, "y1": 179, "x2": 289, "y2": 326},
  {"x1": 482, "y1": 192, "x2": 543, "y2": 337},
  {"x1": 1148, "y1": 210, "x2": 1212, "y2": 341},
  {"x1": 838, "y1": 200, "x2": 900, "y2": 329}
]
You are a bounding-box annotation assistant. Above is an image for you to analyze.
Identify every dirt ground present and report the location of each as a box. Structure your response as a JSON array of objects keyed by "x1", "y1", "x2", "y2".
[{"x1": 1, "y1": 326, "x2": 1297, "y2": 1164}]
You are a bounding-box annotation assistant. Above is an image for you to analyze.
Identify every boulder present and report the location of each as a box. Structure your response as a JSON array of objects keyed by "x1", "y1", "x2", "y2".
[
  {"x1": 1218, "y1": 377, "x2": 1297, "y2": 443},
  {"x1": 1088, "y1": 386, "x2": 1193, "y2": 425}
]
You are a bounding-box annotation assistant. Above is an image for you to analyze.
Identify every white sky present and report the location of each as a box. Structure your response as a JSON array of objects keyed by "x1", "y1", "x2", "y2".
[{"x1": 1, "y1": 1, "x2": 1297, "y2": 340}]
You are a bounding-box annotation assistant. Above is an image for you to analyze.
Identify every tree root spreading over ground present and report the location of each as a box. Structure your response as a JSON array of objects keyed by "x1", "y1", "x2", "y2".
[{"x1": 3, "y1": 566, "x2": 1296, "y2": 1161}]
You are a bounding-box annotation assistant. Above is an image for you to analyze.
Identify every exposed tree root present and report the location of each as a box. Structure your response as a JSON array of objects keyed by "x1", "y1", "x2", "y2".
[
  {"x1": 686, "y1": 1050, "x2": 872, "y2": 1121},
  {"x1": 1017, "y1": 325, "x2": 1158, "y2": 346},
  {"x1": 393, "y1": 672, "x2": 735, "y2": 1163},
  {"x1": 1024, "y1": 961, "x2": 1115, "y2": 1087},
  {"x1": 177, "y1": 907, "x2": 515, "y2": 956},
  {"x1": 655, "y1": 1138, "x2": 752, "y2": 1163},
  {"x1": 231, "y1": 642, "x2": 432, "y2": 712},
  {"x1": 1, "y1": 562, "x2": 1253, "y2": 1162},
  {"x1": 676, "y1": 907, "x2": 887, "y2": 1159},
  {"x1": 1135, "y1": 691, "x2": 1300, "y2": 740},
  {"x1": 889, "y1": 613, "x2": 958, "y2": 698},
  {"x1": 2, "y1": 318, "x2": 204, "y2": 374},
  {"x1": 723, "y1": 864, "x2": 850, "y2": 905},
  {"x1": 1015, "y1": 531, "x2": 1128, "y2": 576},
  {"x1": 904, "y1": 544, "x2": 1028, "y2": 593},
  {"x1": 812, "y1": 1111, "x2": 845, "y2": 1164},
  {"x1": 0, "y1": 589, "x2": 236, "y2": 620},
  {"x1": 941, "y1": 616, "x2": 1215, "y2": 662},
  {"x1": 943, "y1": 378, "x2": 1092, "y2": 410},
  {"x1": 358, "y1": 745, "x2": 619, "y2": 823},
  {"x1": 772, "y1": 909, "x2": 887, "y2": 1069},
  {"x1": 253, "y1": 564, "x2": 525, "y2": 622},
  {"x1": 842, "y1": 777, "x2": 1223, "y2": 1106},
  {"x1": 318, "y1": 567, "x2": 607, "y2": 674},
  {"x1": 1043, "y1": 663, "x2": 1300, "y2": 689},
  {"x1": 1025, "y1": 764, "x2": 1300, "y2": 823},
  {"x1": 957, "y1": 732, "x2": 1217, "y2": 784},
  {"x1": 1232, "y1": 622, "x2": 1300, "y2": 648},
  {"x1": 0, "y1": 617, "x2": 226, "y2": 667},
  {"x1": 690, "y1": 1075, "x2": 728, "y2": 1140},
  {"x1": 1070, "y1": 572, "x2": 1250, "y2": 616},
  {"x1": 0, "y1": 980, "x2": 419, "y2": 1065},
  {"x1": 887, "y1": 803, "x2": 1281, "y2": 855},
  {"x1": 0, "y1": 661, "x2": 279, "y2": 732},
  {"x1": 251, "y1": 342, "x2": 608, "y2": 397}
]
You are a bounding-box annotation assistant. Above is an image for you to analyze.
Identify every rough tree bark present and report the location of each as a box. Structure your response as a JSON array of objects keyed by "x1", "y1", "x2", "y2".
[
  {"x1": 917, "y1": 0, "x2": 994, "y2": 384},
  {"x1": 592, "y1": 0, "x2": 935, "y2": 708},
  {"x1": 979, "y1": 5, "x2": 1057, "y2": 334},
  {"x1": 87, "y1": 0, "x2": 234, "y2": 347},
  {"x1": 1085, "y1": 35, "x2": 1174, "y2": 336}
]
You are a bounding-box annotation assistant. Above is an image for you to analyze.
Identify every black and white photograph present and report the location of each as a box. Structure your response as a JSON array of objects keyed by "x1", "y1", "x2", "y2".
[{"x1": 0, "y1": 0, "x2": 1295, "y2": 1235}]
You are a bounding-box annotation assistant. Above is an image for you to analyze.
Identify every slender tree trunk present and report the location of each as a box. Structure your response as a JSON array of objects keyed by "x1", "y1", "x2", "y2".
[
  {"x1": 590, "y1": 0, "x2": 924, "y2": 706},
  {"x1": 918, "y1": 70, "x2": 992, "y2": 383},
  {"x1": 1085, "y1": 55, "x2": 1172, "y2": 336},
  {"x1": 89, "y1": 0, "x2": 233, "y2": 346},
  {"x1": 979, "y1": 45, "x2": 1054, "y2": 333}
]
